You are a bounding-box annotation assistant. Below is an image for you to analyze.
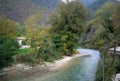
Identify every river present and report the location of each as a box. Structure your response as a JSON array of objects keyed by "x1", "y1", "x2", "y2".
[{"x1": 11, "y1": 49, "x2": 100, "y2": 81}]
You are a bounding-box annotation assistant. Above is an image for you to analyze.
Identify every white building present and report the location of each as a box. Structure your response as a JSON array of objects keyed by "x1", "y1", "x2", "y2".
[
  {"x1": 62, "y1": 0, "x2": 75, "y2": 4},
  {"x1": 112, "y1": 73, "x2": 120, "y2": 81},
  {"x1": 17, "y1": 37, "x2": 30, "y2": 49},
  {"x1": 109, "y1": 47, "x2": 120, "y2": 56},
  {"x1": 17, "y1": 37, "x2": 26, "y2": 46}
]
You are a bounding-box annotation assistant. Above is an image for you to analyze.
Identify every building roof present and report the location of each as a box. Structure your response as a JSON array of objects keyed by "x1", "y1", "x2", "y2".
[
  {"x1": 17, "y1": 37, "x2": 26, "y2": 40},
  {"x1": 62, "y1": 0, "x2": 75, "y2": 4}
]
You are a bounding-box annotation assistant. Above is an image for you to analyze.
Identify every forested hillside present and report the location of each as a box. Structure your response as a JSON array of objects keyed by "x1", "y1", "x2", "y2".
[
  {"x1": 80, "y1": 0, "x2": 97, "y2": 6},
  {"x1": 88, "y1": 0, "x2": 116, "y2": 11},
  {"x1": 0, "y1": 0, "x2": 60, "y2": 23},
  {"x1": 0, "y1": 0, "x2": 106, "y2": 23}
]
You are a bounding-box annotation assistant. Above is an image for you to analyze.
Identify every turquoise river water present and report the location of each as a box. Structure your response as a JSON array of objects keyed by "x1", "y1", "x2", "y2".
[{"x1": 12, "y1": 49, "x2": 100, "y2": 81}]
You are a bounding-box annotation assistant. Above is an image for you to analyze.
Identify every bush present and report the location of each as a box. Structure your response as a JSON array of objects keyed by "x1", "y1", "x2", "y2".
[
  {"x1": 51, "y1": 32, "x2": 77, "y2": 56},
  {"x1": 0, "y1": 36, "x2": 19, "y2": 68},
  {"x1": 38, "y1": 36, "x2": 62, "y2": 62},
  {"x1": 16, "y1": 48, "x2": 34, "y2": 55},
  {"x1": 13, "y1": 54, "x2": 39, "y2": 65}
]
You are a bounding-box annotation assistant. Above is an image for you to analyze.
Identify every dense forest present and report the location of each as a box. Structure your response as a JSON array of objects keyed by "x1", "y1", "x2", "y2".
[
  {"x1": 0, "y1": 0, "x2": 120, "y2": 81},
  {"x1": 0, "y1": 0, "x2": 103, "y2": 23}
]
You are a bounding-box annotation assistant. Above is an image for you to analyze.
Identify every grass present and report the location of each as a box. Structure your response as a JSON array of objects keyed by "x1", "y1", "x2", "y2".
[{"x1": 16, "y1": 48, "x2": 34, "y2": 55}]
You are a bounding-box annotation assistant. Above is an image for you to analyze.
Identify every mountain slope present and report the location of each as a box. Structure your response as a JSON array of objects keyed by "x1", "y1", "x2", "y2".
[
  {"x1": 0, "y1": 0, "x2": 60, "y2": 23},
  {"x1": 0, "y1": 0, "x2": 114, "y2": 23},
  {"x1": 80, "y1": 0, "x2": 97, "y2": 6},
  {"x1": 33, "y1": 0, "x2": 60, "y2": 11},
  {"x1": 88, "y1": 0, "x2": 116, "y2": 11},
  {"x1": 0, "y1": 0, "x2": 37, "y2": 23}
]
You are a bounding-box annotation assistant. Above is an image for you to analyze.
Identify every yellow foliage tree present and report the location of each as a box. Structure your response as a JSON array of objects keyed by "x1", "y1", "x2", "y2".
[
  {"x1": 0, "y1": 17, "x2": 17, "y2": 37},
  {"x1": 24, "y1": 13, "x2": 45, "y2": 57}
]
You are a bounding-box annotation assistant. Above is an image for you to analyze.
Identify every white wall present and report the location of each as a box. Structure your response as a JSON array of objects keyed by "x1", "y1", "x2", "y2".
[
  {"x1": 62, "y1": 0, "x2": 75, "y2": 4},
  {"x1": 18, "y1": 39, "x2": 23, "y2": 46}
]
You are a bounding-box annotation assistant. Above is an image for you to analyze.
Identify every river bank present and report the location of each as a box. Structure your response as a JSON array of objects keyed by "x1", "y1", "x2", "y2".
[
  {"x1": 47, "y1": 53, "x2": 90, "y2": 71},
  {"x1": 0, "y1": 51, "x2": 90, "y2": 81}
]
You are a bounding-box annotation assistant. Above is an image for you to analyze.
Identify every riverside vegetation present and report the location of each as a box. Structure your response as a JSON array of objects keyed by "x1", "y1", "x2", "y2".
[{"x1": 0, "y1": 0, "x2": 120, "y2": 81}]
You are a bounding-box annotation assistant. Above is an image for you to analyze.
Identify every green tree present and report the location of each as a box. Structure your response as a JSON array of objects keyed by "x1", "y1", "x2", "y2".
[
  {"x1": 24, "y1": 13, "x2": 42, "y2": 57},
  {"x1": 51, "y1": 32, "x2": 77, "y2": 56},
  {"x1": 0, "y1": 36, "x2": 19, "y2": 68},
  {"x1": 85, "y1": 2, "x2": 120, "y2": 81},
  {"x1": 95, "y1": 2, "x2": 114, "y2": 34},
  {"x1": 112, "y1": 3, "x2": 120, "y2": 42},
  {"x1": 38, "y1": 27, "x2": 62, "y2": 61},
  {"x1": 15, "y1": 23, "x2": 25, "y2": 36},
  {"x1": 50, "y1": 1, "x2": 87, "y2": 55},
  {"x1": 50, "y1": 1, "x2": 87, "y2": 37},
  {"x1": 0, "y1": 17, "x2": 19, "y2": 68}
]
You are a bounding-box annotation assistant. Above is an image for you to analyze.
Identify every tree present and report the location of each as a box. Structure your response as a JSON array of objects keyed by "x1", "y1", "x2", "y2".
[
  {"x1": 88, "y1": 2, "x2": 120, "y2": 81},
  {"x1": 0, "y1": 17, "x2": 19, "y2": 68},
  {"x1": 50, "y1": 1, "x2": 87, "y2": 55},
  {"x1": 112, "y1": 3, "x2": 120, "y2": 42},
  {"x1": 15, "y1": 22, "x2": 25, "y2": 36},
  {"x1": 24, "y1": 13, "x2": 45, "y2": 57},
  {"x1": 38, "y1": 27, "x2": 61, "y2": 61},
  {"x1": 50, "y1": 1, "x2": 87, "y2": 37},
  {"x1": 52, "y1": 32, "x2": 77, "y2": 55},
  {"x1": 95, "y1": 2, "x2": 114, "y2": 34},
  {"x1": 0, "y1": 36, "x2": 19, "y2": 68},
  {"x1": 0, "y1": 17, "x2": 17, "y2": 37}
]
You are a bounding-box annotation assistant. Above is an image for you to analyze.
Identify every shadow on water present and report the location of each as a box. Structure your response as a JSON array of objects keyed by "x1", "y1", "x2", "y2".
[{"x1": 11, "y1": 49, "x2": 100, "y2": 81}]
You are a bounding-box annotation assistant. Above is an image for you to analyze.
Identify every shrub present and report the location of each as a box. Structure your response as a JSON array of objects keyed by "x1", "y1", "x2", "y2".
[
  {"x1": 16, "y1": 48, "x2": 34, "y2": 55},
  {"x1": 37, "y1": 33, "x2": 64, "y2": 62},
  {"x1": 51, "y1": 32, "x2": 77, "y2": 56},
  {"x1": 13, "y1": 54, "x2": 39, "y2": 65},
  {"x1": 0, "y1": 36, "x2": 19, "y2": 68}
]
